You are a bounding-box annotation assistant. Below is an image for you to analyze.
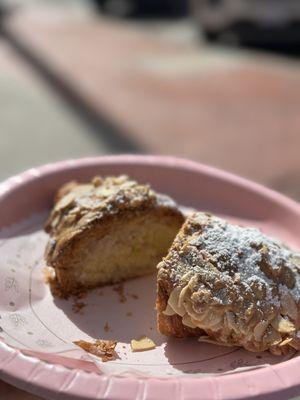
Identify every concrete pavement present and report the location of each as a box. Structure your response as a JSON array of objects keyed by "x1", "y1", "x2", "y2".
[
  {"x1": 4, "y1": 4, "x2": 300, "y2": 199},
  {"x1": 0, "y1": 37, "x2": 111, "y2": 182}
]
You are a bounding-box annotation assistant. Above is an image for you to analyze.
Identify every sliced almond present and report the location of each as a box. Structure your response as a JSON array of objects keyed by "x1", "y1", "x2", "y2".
[
  {"x1": 264, "y1": 327, "x2": 282, "y2": 347},
  {"x1": 55, "y1": 192, "x2": 76, "y2": 210},
  {"x1": 167, "y1": 287, "x2": 185, "y2": 316},
  {"x1": 253, "y1": 321, "x2": 269, "y2": 341},
  {"x1": 163, "y1": 303, "x2": 176, "y2": 316},
  {"x1": 278, "y1": 337, "x2": 293, "y2": 347},
  {"x1": 182, "y1": 313, "x2": 195, "y2": 328},
  {"x1": 271, "y1": 316, "x2": 295, "y2": 334},
  {"x1": 281, "y1": 292, "x2": 298, "y2": 321},
  {"x1": 131, "y1": 336, "x2": 156, "y2": 352},
  {"x1": 178, "y1": 284, "x2": 190, "y2": 309},
  {"x1": 74, "y1": 339, "x2": 117, "y2": 362}
]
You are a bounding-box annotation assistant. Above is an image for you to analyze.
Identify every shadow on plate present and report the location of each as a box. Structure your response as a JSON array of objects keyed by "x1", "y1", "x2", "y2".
[
  {"x1": 52, "y1": 274, "x2": 166, "y2": 344},
  {"x1": 164, "y1": 337, "x2": 297, "y2": 374}
]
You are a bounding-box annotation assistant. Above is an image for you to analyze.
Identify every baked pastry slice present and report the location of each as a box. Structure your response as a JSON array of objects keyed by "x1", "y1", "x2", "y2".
[
  {"x1": 45, "y1": 175, "x2": 184, "y2": 297},
  {"x1": 157, "y1": 212, "x2": 300, "y2": 355}
]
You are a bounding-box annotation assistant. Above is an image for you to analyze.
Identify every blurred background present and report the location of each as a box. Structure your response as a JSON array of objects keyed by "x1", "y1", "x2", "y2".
[{"x1": 0, "y1": 1, "x2": 300, "y2": 396}]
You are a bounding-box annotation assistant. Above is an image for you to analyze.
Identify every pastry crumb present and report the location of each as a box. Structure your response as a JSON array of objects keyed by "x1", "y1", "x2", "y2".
[
  {"x1": 131, "y1": 294, "x2": 139, "y2": 300},
  {"x1": 126, "y1": 311, "x2": 133, "y2": 317},
  {"x1": 49, "y1": 276, "x2": 70, "y2": 299},
  {"x1": 42, "y1": 267, "x2": 55, "y2": 284},
  {"x1": 76, "y1": 290, "x2": 87, "y2": 299},
  {"x1": 131, "y1": 336, "x2": 156, "y2": 352},
  {"x1": 104, "y1": 322, "x2": 110, "y2": 332},
  {"x1": 113, "y1": 283, "x2": 127, "y2": 303},
  {"x1": 74, "y1": 339, "x2": 117, "y2": 362},
  {"x1": 72, "y1": 301, "x2": 86, "y2": 314}
]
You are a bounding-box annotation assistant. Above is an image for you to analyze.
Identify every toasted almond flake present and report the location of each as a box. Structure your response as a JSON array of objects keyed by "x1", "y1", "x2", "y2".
[
  {"x1": 182, "y1": 313, "x2": 195, "y2": 328},
  {"x1": 279, "y1": 338, "x2": 293, "y2": 347},
  {"x1": 56, "y1": 192, "x2": 76, "y2": 210},
  {"x1": 271, "y1": 316, "x2": 295, "y2": 334},
  {"x1": 131, "y1": 336, "x2": 156, "y2": 352},
  {"x1": 253, "y1": 321, "x2": 269, "y2": 341},
  {"x1": 281, "y1": 292, "x2": 298, "y2": 321},
  {"x1": 74, "y1": 339, "x2": 117, "y2": 362},
  {"x1": 163, "y1": 303, "x2": 176, "y2": 316}
]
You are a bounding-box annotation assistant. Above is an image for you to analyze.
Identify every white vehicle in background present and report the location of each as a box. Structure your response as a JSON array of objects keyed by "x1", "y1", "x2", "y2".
[{"x1": 190, "y1": 0, "x2": 300, "y2": 42}]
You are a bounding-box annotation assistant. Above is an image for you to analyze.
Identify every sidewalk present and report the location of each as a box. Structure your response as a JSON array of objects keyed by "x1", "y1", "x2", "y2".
[
  {"x1": 3, "y1": 4, "x2": 300, "y2": 199},
  {"x1": 0, "y1": 36, "x2": 110, "y2": 182}
]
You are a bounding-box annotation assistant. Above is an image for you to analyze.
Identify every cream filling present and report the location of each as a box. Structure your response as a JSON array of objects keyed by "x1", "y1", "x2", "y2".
[
  {"x1": 163, "y1": 283, "x2": 300, "y2": 352},
  {"x1": 163, "y1": 283, "x2": 223, "y2": 331}
]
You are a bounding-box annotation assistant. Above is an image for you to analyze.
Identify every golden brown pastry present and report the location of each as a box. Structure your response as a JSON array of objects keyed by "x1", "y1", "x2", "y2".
[
  {"x1": 74, "y1": 339, "x2": 117, "y2": 362},
  {"x1": 45, "y1": 175, "x2": 184, "y2": 297},
  {"x1": 157, "y1": 212, "x2": 300, "y2": 355}
]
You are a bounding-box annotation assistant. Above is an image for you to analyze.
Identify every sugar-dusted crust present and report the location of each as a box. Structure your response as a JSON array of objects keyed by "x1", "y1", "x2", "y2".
[
  {"x1": 157, "y1": 212, "x2": 300, "y2": 355},
  {"x1": 45, "y1": 175, "x2": 184, "y2": 296}
]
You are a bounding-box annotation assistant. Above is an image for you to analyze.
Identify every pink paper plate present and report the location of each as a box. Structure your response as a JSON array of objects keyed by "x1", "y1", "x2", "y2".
[{"x1": 0, "y1": 155, "x2": 300, "y2": 400}]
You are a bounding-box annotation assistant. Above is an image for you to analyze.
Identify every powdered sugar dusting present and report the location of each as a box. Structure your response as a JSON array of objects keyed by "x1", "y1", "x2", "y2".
[
  {"x1": 202, "y1": 215, "x2": 299, "y2": 299},
  {"x1": 168, "y1": 213, "x2": 300, "y2": 305}
]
